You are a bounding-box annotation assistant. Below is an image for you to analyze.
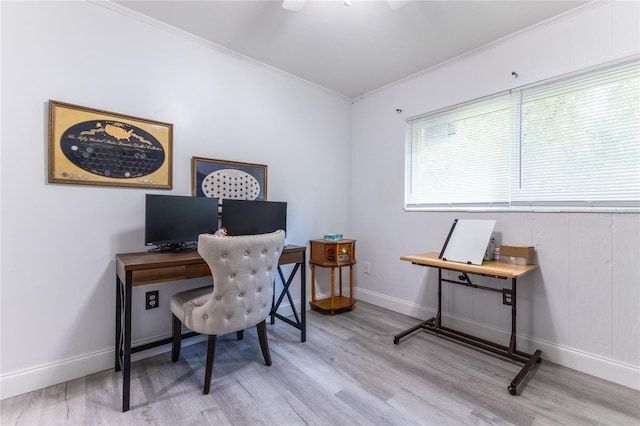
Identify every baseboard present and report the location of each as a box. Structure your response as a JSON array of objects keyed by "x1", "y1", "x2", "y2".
[
  {"x1": 0, "y1": 301, "x2": 300, "y2": 400},
  {"x1": 4, "y1": 292, "x2": 636, "y2": 400},
  {"x1": 0, "y1": 347, "x2": 113, "y2": 401},
  {"x1": 0, "y1": 332, "x2": 210, "y2": 401},
  {"x1": 356, "y1": 288, "x2": 640, "y2": 391}
]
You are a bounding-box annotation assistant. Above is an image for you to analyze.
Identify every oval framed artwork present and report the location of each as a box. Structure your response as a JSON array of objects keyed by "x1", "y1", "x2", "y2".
[
  {"x1": 191, "y1": 157, "x2": 267, "y2": 201},
  {"x1": 48, "y1": 100, "x2": 173, "y2": 189}
]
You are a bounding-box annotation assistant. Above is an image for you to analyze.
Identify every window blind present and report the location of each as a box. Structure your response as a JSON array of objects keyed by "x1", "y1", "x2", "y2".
[
  {"x1": 513, "y1": 60, "x2": 640, "y2": 207},
  {"x1": 405, "y1": 94, "x2": 511, "y2": 208},
  {"x1": 405, "y1": 58, "x2": 640, "y2": 210}
]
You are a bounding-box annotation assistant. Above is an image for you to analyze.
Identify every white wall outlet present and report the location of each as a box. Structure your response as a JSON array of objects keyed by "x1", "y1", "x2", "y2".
[{"x1": 363, "y1": 261, "x2": 370, "y2": 274}]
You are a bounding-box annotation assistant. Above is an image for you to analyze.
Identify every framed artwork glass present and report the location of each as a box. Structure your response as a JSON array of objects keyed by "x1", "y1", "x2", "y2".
[
  {"x1": 192, "y1": 157, "x2": 267, "y2": 200},
  {"x1": 48, "y1": 100, "x2": 173, "y2": 189}
]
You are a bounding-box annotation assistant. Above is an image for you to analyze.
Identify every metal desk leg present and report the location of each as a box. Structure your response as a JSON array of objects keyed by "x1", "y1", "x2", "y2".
[
  {"x1": 301, "y1": 251, "x2": 306, "y2": 342},
  {"x1": 393, "y1": 268, "x2": 442, "y2": 344},
  {"x1": 115, "y1": 277, "x2": 122, "y2": 372},
  {"x1": 270, "y1": 271, "x2": 278, "y2": 326},
  {"x1": 272, "y1": 265, "x2": 300, "y2": 326},
  {"x1": 507, "y1": 277, "x2": 542, "y2": 395},
  {"x1": 509, "y1": 277, "x2": 517, "y2": 353},
  {"x1": 310, "y1": 265, "x2": 316, "y2": 310},
  {"x1": 122, "y1": 271, "x2": 133, "y2": 412},
  {"x1": 270, "y1": 260, "x2": 306, "y2": 342},
  {"x1": 393, "y1": 264, "x2": 542, "y2": 396},
  {"x1": 436, "y1": 268, "x2": 442, "y2": 327}
]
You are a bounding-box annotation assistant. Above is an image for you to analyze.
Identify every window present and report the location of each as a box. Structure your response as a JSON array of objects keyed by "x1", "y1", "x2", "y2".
[{"x1": 405, "y1": 59, "x2": 640, "y2": 210}]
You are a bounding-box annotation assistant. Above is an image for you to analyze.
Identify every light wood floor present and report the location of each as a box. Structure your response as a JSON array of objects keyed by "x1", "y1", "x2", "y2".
[{"x1": 2, "y1": 302, "x2": 639, "y2": 425}]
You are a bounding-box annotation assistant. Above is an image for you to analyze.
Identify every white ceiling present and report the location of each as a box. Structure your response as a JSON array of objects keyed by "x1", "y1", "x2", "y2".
[{"x1": 111, "y1": 0, "x2": 589, "y2": 99}]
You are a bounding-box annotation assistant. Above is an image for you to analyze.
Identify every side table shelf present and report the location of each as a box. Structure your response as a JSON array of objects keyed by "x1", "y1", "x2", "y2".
[{"x1": 309, "y1": 239, "x2": 356, "y2": 315}]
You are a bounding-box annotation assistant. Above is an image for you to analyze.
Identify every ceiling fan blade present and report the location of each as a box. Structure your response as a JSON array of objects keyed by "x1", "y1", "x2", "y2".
[{"x1": 282, "y1": 0, "x2": 308, "y2": 11}]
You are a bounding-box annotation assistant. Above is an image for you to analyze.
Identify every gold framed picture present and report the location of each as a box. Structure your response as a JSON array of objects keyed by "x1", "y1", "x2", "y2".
[
  {"x1": 192, "y1": 157, "x2": 267, "y2": 200},
  {"x1": 48, "y1": 100, "x2": 173, "y2": 189}
]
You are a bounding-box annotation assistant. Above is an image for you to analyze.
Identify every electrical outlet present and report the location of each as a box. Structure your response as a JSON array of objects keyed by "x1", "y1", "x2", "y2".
[
  {"x1": 363, "y1": 261, "x2": 370, "y2": 274},
  {"x1": 146, "y1": 291, "x2": 159, "y2": 310},
  {"x1": 502, "y1": 290, "x2": 512, "y2": 306}
]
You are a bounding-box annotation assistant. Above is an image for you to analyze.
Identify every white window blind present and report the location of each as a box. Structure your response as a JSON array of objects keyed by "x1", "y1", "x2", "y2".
[
  {"x1": 513, "y1": 60, "x2": 640, "y2": 207},
  {"x1": 405, "y1": 59, "x2": 640, "y2": 210},
  {"x1": 405, "y1": 94, "x2": 512, "y2": 208}
]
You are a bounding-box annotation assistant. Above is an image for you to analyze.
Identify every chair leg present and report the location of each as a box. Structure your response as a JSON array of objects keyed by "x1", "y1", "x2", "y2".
[
  {"x1": 203, "y1": 335, "x2": 217, "y2": 395},
  {"x1": 171, "y1": 314, "x2": 182, "y2": 362},
  {"x1": 256, "y1": 320, "x2": 272, "y2": 366},
  {"x1": 236, "y1": 330, "x2": 244, "y2": 340}
]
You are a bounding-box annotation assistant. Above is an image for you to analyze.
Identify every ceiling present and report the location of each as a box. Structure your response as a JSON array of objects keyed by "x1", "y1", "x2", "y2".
[{"x1": 112, "y1": 0, "x2": 589, "y2": 99}]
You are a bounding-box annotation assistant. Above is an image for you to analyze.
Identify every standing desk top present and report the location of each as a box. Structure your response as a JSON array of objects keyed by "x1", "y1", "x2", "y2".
[{"x1": 400, "y1": 252, "x2": 538, "y2": 279}]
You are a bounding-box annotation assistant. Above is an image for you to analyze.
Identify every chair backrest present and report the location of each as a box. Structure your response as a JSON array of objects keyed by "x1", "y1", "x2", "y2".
[{"x1": 194, "y1": 230, "x2": 286, "y2": 335}]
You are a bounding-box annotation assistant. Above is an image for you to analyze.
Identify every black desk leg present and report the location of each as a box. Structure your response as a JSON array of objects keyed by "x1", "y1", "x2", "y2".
[
  {"x1": 509, "y1": 277, "x2": 517, "y2": 352},
  {"x1": 301, "y1": 251, "x2": 306, "y2": 342},
  {"x1": 271, "y1": 283, "x2": 275, "y2": 325},
  {"x1": 436, "y1": 268, "x2": 442, "y2": 327},
  {"x1": 507, "y1": 277, "x2": 542, "y2": 395},
  {"x1": 122, "y1": 271, "x2": 133, "y2": 412},
  {"x1": 270, "y1": 256, "x2": 306, "y2": 343},
  {"x1": 270, "y1": 266, "x2": 292, "y2": 326},
  {"x1": 393, "y1": 319, "x2": 434, "y2": 344},
  {"x1": 115, "y1": 277, "x2": 122, "y2": 372},
  {"x1": 393, "y1": 269, "x2": 541, "y2": 396},
  {"x1": 393, "y1": 269, "x2": 442, "y2": 344}
]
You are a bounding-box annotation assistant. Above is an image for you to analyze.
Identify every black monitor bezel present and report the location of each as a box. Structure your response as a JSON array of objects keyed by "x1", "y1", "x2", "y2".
[
  {"x1": 221, "y1": 199, "x2": 287, "y2": 236},
  {"x1": 144, "y1": 194, "x2": 220, "y2": 250}
]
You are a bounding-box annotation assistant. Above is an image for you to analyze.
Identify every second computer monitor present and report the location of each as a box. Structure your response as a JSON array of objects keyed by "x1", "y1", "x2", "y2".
[{"x1": 221, "y1": 199, "x2": 287, "y2": 236}]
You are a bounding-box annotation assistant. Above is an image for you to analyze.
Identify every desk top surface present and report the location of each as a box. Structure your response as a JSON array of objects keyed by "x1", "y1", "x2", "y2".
[
  {"x1": 401, "y1": 252, "x2": 538, "y2": 278},
  {"x1": 117, "y1": 245, "x2": 305, "y2": 270}
]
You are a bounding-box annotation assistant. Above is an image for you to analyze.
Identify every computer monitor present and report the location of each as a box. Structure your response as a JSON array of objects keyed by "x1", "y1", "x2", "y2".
[
  {"x1": 221, "y1": 199, "x2": 287, "y2": 236},
  {"x1": 145, "y1": 194, "x2": 219, "y2": 251}
]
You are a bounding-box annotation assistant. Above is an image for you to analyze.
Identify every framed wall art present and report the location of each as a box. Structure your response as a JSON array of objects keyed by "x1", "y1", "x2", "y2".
[
  {"x1": 192, "y1": 157, "x2": 267, "y2": 200},
  {"x1": 48, "y1": 100, "x2": 173, "y2": 189}
]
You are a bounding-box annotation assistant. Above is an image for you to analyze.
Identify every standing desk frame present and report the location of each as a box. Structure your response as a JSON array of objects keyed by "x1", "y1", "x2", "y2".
[
  {"x1": 394, "y1": 252, "x2": 541, "y2": 395},
  {"x1": 115, "y1": 245, "x2": 306, "y2": 412}
]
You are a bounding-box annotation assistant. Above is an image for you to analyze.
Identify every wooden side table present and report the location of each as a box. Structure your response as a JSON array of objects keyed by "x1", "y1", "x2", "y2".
[{"x1": 309, "y1": 239, "x2": 356, "y2": 315}]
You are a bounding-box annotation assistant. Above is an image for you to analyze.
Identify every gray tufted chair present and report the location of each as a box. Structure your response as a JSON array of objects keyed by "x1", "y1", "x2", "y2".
[{"x1": 170, "y1": 229, "x2": 285, "y2": 394}]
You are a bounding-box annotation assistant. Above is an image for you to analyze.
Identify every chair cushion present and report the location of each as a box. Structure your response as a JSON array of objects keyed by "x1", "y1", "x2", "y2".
[{"x1": 170, "y1": 285, "x2": 212, "y2": 323}]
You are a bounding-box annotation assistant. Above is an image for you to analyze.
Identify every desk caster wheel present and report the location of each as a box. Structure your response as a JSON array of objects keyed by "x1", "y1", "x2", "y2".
[
  {"x1": 393, "y1": 337, "x2": 400, "y2": 345},
  {"x1": 508, "y1": 385, "x2": 517, "y2": 395}
]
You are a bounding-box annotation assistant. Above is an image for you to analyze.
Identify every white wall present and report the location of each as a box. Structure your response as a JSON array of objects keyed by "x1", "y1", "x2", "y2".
[
  {"x1": 351, "y1": 1, "x2": 640, "y2": 390},
  {"x1": 0, "y1": 1, "x2": 352, "y2": 398},
  {"x1": 1, "y1": 0, "x2": 639, "y2": 401}
]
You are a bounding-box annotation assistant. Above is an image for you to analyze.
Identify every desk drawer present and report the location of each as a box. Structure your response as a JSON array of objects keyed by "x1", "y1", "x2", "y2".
[
  {"x1": 186, "y1": 263, "x2": 211, "y2": 279},
  {"x1": 279, "y1": 250, "x2": 303, "y2": 265},
  {"x1": 132, "y1": 266, "x2": 186, "y2": 286}
]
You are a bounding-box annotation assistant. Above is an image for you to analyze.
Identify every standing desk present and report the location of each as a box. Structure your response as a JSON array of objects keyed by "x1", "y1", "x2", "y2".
[
  {"x1": 394, "y1": 252, "x2": 541, "y2": 395},
  {"x1": 115, "y1": 245, "x2": 306, "y2": 412}
]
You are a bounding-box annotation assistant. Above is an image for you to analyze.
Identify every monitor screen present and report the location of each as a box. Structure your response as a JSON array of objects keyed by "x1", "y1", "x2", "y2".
[
  {"x1": 145, "y1": 194, "x2": 219, "y2": 251},
  {"x1": 221, "y1": 199, "x2": 287, "y2": 236}
]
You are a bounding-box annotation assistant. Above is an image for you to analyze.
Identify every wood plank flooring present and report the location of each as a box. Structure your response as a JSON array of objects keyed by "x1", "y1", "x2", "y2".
[{"x1": 2, "y1": 302, "x2": 639, "y2": 425}]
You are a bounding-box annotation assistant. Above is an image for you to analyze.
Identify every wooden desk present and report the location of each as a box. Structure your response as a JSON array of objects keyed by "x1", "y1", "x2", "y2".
[
  {"x1": 394, "y1": 252, "x2": 541, "y2": 396},
  {"x1": 114, "y1": 245, "x2": 306, "y2": 412}
]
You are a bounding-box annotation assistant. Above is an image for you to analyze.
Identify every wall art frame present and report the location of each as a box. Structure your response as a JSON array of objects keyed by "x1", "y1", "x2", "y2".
[
  {"x1": 48, "y1": 100, "x2": 173, "y2": 189},
  {"x1": 192, "y1": 156, "x2": 267, "y2": 201}
]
